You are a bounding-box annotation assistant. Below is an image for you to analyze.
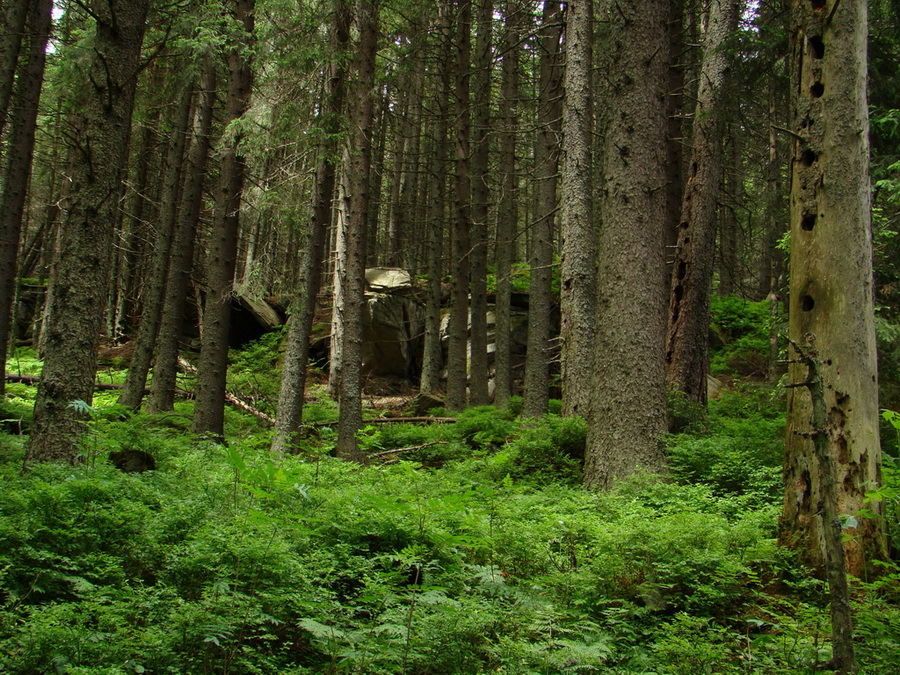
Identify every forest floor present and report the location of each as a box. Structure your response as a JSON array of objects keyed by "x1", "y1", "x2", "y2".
[{"x1": 1, "y1": 339, "x2": 899, "y2": 674}]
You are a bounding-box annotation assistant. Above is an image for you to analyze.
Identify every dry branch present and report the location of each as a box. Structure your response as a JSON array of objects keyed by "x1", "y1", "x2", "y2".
[
  {"x1": 368, "y1": 440, "x2": 448, "y2": 458},
  {"x1": 311, "y1": 416, "x2": 457, "y2": 427}
]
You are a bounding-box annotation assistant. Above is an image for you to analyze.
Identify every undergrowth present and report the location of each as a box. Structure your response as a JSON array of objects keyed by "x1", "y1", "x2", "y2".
[{"x1": 1, "y1": 342, "x2": 898, "y2": 673}]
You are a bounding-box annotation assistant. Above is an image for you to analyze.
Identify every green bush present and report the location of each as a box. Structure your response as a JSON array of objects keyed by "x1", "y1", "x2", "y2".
[
  {"x1": 500, "y1": 414, "x2": 586, "y2": 482},
  {"x1": 668, "y1": 392, "x2": 784, "y2": 508},
  {"x1": 451, "y1": 405, "x2": 517, "y2": 451},
  {"x1": 3, "y1": 372, "x2": 899, "y2": 674},
  {"x1": 709, "y1": 295, "x2": 778, "y2": 377}
]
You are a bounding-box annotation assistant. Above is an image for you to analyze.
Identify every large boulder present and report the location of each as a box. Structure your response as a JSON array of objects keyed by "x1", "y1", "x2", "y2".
[{"x1": 361, "y1": 269, "x2": 423, "y2": 378}]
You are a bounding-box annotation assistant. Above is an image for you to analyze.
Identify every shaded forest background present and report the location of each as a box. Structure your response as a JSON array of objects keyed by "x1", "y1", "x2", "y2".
[
  {"x1": 1, "y1": 0, "x2": 900, "y2": 672},
  {"x1": 0, "y1": 0, "x2": 898, "y2": 446}
]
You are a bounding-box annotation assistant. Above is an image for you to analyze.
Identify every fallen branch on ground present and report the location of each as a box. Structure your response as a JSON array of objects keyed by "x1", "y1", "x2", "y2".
[
  {"x1": 369, "y1": 441, "x2": 448, "y2": 458},
  {"x1": 311, "y1": 416, "x2": 457, "y2": 427}
]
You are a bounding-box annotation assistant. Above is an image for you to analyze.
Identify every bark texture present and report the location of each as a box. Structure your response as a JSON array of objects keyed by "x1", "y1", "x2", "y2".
[
  {"x1": 560, "y1": 0, "x2": 595, "y2": 418},
  {"x1": 335, "y1": 0, "x2": 377, "y2": 461},
  {"x1": 781, "y1": 0, "x2": 886, "y2": 580},
  {"x1": 272, "y1": 0, "x2": 350, "y2": 453},
  {"x1": 27, "y1": 0, "x2": 149, "y2": 463},
  {"x1": 0, "y1": 0, "x2": 52, "y2": 398},
  {"x1": 583, "y1": 0, "x2": 669, "y2": 488},
  {"x1": 118, "y1": 83, "x2": 193, "y2": 409},
  {"x1": 446, "y1": 0, "x2": 472, "y2": 411},
  {"x1": 0, "y1": 0, "x2": 29, "y2": 143},
  {"x1": 665, "y1": 0, "x2": 738, "y2": 405},
  {"x1": 192, "y1": 0, "x2": 256, "y2": 438},
  {"x1": 493, "y1": 0, "x2": 522, "y2": 408},
  {"x1": 468, "y1": 0, "x2": 492, "y2": 406},
  {"x1": 420, "y1": 4, "x2": 453, "y2": 397},
  {"x1": 522, "y1": 0, "x2": 563, "y2": 417},
  {"x1": 146, "y1": 61, "x2": 217, "y2": 414}
]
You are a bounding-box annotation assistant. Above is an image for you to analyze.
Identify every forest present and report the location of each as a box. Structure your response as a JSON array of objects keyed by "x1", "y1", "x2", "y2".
[{"x1": 1, "y1": 0, "x2": 900, "y2": 672}]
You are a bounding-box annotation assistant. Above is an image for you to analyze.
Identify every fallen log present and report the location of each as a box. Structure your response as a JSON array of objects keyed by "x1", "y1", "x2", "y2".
[
  {"x1": 369, "y1": 440, "x2": 448, "y2": 458},
  {"x1": 311, "y1": 416, "x2": 457, "y2": 427},
  {"x1": 175, "y1": 357, "x2": 275, "y2": 426}
]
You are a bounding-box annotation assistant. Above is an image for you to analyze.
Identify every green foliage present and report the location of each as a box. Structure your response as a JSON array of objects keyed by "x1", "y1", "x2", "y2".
[
  {"x1": 865, "y1": 411, "x2": 900, "y2": 552},
  {"x1": 2, "y1": 378, "x2": 899, "y2": 673},
  {"x1": 877, "y1": 315, "x2": 900, "y2": 410},
  {"x1": 709, "y1": 295, "x2": 777, "y2": 377},
  {"x1": 668, "y1": 388, "x2": 784, "y2": 510},
  {"x1": 489, "y1": 415, "x2": 586, "y2": 483},
  {"x1": 227, "y1": 329, "x2": 286, "y2": 417},
  {"x1": 486, "y1": 262, "x2": 532, "y2": 295},
  {"x1": 667, "y1": 389, "x2": 708, "y2": 433},
  {"x1": 451, "y1": 405, "x2": 518, "y2": 451}
]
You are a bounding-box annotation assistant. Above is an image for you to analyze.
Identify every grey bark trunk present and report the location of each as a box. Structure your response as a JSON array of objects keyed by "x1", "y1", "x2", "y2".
[
  {"x1": 583, "y1": 0, "x2": 670, "y2": 488},
  {"x1": 118, "y1": 83, "x2": 193, "y2": 409},
  {"x1": 328, "y1": 171, "x2": 348, "y2": 400},
  {"x1": 560, "y1": 0, "x2": 595, "y2": 418},
  {"x1": 468, "y1": 0, "x2": 493, "y2": 406},
  {"x1": 0, "y1": 0, "x2": 51, "y2": 398},
  {"x1": 272, "y1": 0, "x2": 350, "y2": 453},
  {"x1": 664, "y1": 0, "x2": 685, "y2": 287},
  {"x1": 335, "y1": 0, "x2": 377, "y2": 461},
  {"x1": 146, "y1": 60, "x2": 217, "y2": 414},
  {"x1": 493, "y1": 0, "x2": 522, "y2": 409},
  {"x1": 26, "y1": 0, "x2": 149, "y2": 463},
  {"x1": 522, "y1": 0, "x2": 563, "y2": 418},
  {"x1": 0, "y1": 0, "x2": 29, "y2": 143},
  {"x1": 113, "y1": 104, "x2": 159, "y2": 342},
  {"x1": 192, "y1": 0, "x2": 256, "y2": 439},
  {"x1": 445, "y1": 0, "x2": 472, "y2": 412},
  {"x1": 420, "y1": 6, "x2": 453, "y2": 397}
]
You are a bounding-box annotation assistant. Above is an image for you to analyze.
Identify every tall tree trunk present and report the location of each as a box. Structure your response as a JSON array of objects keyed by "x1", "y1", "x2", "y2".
[
  {"x1": 366, "y1": 87, "x2": 389, "y2": 265},
  {"x1": 494, "y1": 0, "x2": 522, "y2": 408},
  {"x1": 0, "y1": 0, "x2": 29, "y2": 143},
  {"x1": 113, "y1": 100, "x2": 160, "y2": 341},
  {"x1": 335, "y1": 0, "x2": 377, "y2": 461},
  {"x1": 445, "y1": 0, "x2": 472, "y2": 412},
  {"x1": 146, "y1": 60, "x2": 218, "y2": 414},
  {"x1": 781, "y1": 0, "x2": 886, "y2": 583},
  {"x1": 272, "y1": 0, "x2": 350, "y2": 453},
  {"x1": 328, "y1": 171, "x2": 348, "y2": 400},
  {"x1": 664, "y1": 0, "x2": 686, "y2": 286},
  {"x1": 192, "y1": 0, "x2": 256, "y2": 438},
  {"x1": 26, "y1": 0, "x2": 149, "y2": 463},
  {"x1": 522, "y1": 0, "x2": 563, "y2": 417},
  {"x1": 468, "y1": 0, "x2": 493, "y2": 406},
  {"x1": 583, "y1": 0, "x2": 669, "y2": 488},
  {"x1": 716, "y1": 123, "x2": 740, "y2": 297},
  {"x1": 398, "y1": 49, "x2": 426, "y2": 272},
  {"x1": 560, "y1": 0, "x2": 595, "y2": 418},
  {"x1": 665, "y1": 0, "x2": 739, "y2": 405},
  {"x1": 385, "y1": 85, "x2": 410, "y2": 266},
  {"x1": 118, "y1": 82, "x2": 193, "y2": 409},
  {"x1": 420, "y1": 6, "x2": 453, "y2": 397},
  {"x1": 0, "y1": 0, "x2": 51, "y2": 398}
]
